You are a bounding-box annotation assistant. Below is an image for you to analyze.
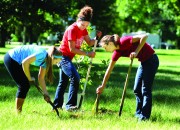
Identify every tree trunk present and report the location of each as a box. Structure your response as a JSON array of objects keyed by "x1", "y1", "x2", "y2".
[
  {"x1": 0, "y1": 27, "x2": 6, "y2": 47},
  {"x1": 28, "y1": 25, "x2": 33, "y2": 44},
  {"x1": 22, "y1": 26, "x2": 26, "y2": 45}
]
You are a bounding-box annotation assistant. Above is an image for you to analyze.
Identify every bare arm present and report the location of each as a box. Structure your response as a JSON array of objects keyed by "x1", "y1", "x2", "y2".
[
  {"x1": 84, "y1": 30, "x2": 102, "y2": 46},
  {"x1": 130, "y1": 34, "x2": 148, "y2": 59},
  {"x1": 68, "y1": 40, "x2": 95, "y2": 58},
  {"x1": 38, "y1": 67, "x2": 51, "y2": 102},
  {"x1": 38, "y1": 67, "x2": 48, "y2": 95},
  {"x1": 84, "y1": 35, "x2": 96, "y2": 46},
  {"x1": 96, "y1": 60, "x2": 116, "y2": 94},
  {"x1": 68, "y1": 31, "x2": 102, "y2": 57},
  {"x1": 22, "y1": 55, "x2": 36, "y2": 81}
]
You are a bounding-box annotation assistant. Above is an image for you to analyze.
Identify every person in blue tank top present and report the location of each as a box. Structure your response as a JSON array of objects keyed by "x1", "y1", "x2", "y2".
[{"x1": 4, "y1": 45, "x2": 62, "y2": 113}]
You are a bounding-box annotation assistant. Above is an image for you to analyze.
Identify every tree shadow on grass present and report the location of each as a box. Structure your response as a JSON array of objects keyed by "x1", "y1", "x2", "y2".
[
  {"x1": 0, "y1": 52, "x2": 6, "y2": 55},
  {"x1": 157, "y1": 52, "x2": 180, "y2": 56},
  {"x1": 0, "y1": 63, "x2": 58, "y2": 101},
  {"x1": 1, "y1": 61, "x2": 179, "y2": 103},
  {"x1": 0, "y1": 63, "x2": 15, "y2": 85},
  {"x1": 88, "y1": 63, "x2": 180, "y2": 116},
  {"x1": 0, "y1": 62, "x2": 179, "y2": 123}
]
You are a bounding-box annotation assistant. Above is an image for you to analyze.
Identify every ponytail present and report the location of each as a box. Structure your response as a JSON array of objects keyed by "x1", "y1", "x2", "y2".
[{"x1": 46, "y1": 46, "x2": 61, "y2": 84}]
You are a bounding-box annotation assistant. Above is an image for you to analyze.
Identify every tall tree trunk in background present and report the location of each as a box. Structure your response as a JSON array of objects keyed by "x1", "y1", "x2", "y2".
[
  {"x1": 28, "y1": 25, "x2": 33, "y2": 44},
  {"x1": 0, "y1": 27, "x2": 6, "y2": 47},
  {"x1": 22, "y1": 26, "x2": 26, "y2": 45}
]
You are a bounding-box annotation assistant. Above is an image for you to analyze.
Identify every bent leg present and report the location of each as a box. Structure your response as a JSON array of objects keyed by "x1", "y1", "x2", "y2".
[{"x1": 4, "y1": 53, "x2": 30, "y2": 112}]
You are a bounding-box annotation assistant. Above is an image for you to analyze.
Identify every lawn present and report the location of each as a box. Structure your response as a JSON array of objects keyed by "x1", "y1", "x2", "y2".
[{"x1": 0, "y1": 45, "x2": 179, "y2": 130}]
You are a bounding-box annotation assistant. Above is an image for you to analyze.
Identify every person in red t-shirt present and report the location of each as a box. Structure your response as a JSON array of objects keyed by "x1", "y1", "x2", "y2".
[
  {"x1": 53, "y1": 6, "x2": 102, "y2": 111},
  {"x1": 96, "y1": 34, "x2": 159, "y2": 121}
]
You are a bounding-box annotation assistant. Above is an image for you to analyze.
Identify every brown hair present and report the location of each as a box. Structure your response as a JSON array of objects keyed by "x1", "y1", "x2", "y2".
[
  {"x1": 77, "y1": 6, "x2": 93, "y2": 22},
  {"x1": 100, "y1": 34, "x2": 120, "y2": 47},
  {"x1": 46, "y1": 46, "x2": 62, "y2": 84}
]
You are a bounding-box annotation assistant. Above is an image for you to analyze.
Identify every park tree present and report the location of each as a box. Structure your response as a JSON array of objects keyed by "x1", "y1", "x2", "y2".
[
  {"x1": 0, "y1": 0, "x2": 79, "y2": 47},
  {"x1": 73, "y1": 0, "x2": 118, "y2": 34},
  {"x1": 3, "y1": 0, "x2": 179, "y2": 49},
  {"x1": 0, "y1": 0, "x2": 12, "y2": 47},
  {"x1": 115, "y1": 0, "x2": 180, "y2": 48},
  {"x1": 0, "y1": 0, "x2": 118, "y2": 47}
]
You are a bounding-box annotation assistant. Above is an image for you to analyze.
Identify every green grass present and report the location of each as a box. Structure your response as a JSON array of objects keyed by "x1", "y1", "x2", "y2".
[{"x1": 0, "y1": 45, "x2": 180, "y2": 130}]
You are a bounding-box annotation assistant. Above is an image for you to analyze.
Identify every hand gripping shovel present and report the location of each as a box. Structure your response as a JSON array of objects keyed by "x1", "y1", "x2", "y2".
[
  {"x1": 31, "y1": 81, "x2": 59, "y2": 117},
  {"x1": 119, "y1": 59, "x2": 133, "y2": 116},
  {"x1": 78, "y1": 40, "x2": 98, "y2": 109}
]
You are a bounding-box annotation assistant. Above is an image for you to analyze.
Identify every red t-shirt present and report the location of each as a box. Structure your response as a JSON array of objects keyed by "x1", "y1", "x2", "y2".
[
  {"x1": 59, "y1": 22, "x2": 88, "y2": 60},
  {"x1": 112, "y1": 36, "x2": 155, "y2": 62}
]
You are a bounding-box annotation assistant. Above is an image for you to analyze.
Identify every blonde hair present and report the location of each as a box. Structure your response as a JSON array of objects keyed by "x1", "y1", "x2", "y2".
[
  {"x1": 100, "y1": 34, "x2": 120, "y2": 47},
  {"x1": 46, "y1": 46, "x2": 62, "y2": 84}
]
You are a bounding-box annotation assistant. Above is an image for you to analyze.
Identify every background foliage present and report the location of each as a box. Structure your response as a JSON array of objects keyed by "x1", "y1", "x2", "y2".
[{"x1": 0, "y1": 0, "x2": 180, "y2": 48}]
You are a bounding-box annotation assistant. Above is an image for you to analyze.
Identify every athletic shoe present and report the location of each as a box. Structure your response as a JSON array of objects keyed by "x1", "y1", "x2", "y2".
[{"x1": 66, "y1": 106, "x2": 78, "y2": 112}]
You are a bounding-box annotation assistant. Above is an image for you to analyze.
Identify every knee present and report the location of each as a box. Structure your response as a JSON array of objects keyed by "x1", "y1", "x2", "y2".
[
  {"x1": 134, "y1": 90, "x2": 137, "y2": 95},
  {"x1": 142, "y1": 90, "x2": 152, "y2": 97},
  {"x1": 71, "y1": 73, "x2": 80, "y2": 83},
  {"x1": 16, "y1": 91, "x2": 27, "y2": 99},
  {"x1": 134, "y1": 86, "x2": 141, "y2": 95},
  {"x1": 16, "y1": 85, "x2": 30, "y2": 98},
  {"x1": 76, "y1": 74, "x2": 80, "y2": 82},
  {"x1": 134, "y1": 90, "x2": 140, "y2": 96}
]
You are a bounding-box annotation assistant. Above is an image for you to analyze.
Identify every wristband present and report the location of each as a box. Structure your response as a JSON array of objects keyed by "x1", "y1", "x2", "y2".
[{"x1": 94, "y1": 36, "x2": 98, "y2": 40}]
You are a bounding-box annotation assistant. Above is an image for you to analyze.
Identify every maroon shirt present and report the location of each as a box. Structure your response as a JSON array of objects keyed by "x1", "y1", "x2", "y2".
[{"x1": 112, "y1": 36, "x2": 154, "y2": 62}]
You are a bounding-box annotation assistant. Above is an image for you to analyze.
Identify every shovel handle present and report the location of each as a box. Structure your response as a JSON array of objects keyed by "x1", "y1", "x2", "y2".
[
  {"x1": 119, "y1": 59, "x2": 133, "y2": 116},
  {"x1": 95, "y1": 94, "x2": 100, "y2": 114}
]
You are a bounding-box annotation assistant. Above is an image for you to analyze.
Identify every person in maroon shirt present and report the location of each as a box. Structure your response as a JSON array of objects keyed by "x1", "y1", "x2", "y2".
[{"x1": 96, "y1": 34, "x2": 159, "y2": 121}]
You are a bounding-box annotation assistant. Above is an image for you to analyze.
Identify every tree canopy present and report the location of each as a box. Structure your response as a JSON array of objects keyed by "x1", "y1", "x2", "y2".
[
  {"x1": 115, "y1": 0, "x2": 180, "y2": 48},
  {"x1": 0, "y1": 0, "x2": 179, "y2": 48}
]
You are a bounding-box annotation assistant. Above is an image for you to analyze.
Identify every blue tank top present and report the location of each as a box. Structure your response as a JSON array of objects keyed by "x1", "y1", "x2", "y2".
[{"x1": 8, "y1": 45, "x2": 47, "y2": 68}]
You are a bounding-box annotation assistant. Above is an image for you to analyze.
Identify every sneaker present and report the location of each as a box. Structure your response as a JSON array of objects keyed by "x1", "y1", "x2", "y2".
[
  {"x1": 135, "y1": 114, "x2": 141, "y2": 118},
  {"x1": 138, "y1": 116, "x2": 149, "y2": 122},
  {"x1": 66, "y1": 106, "x2": 78, "y2": 112}
]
